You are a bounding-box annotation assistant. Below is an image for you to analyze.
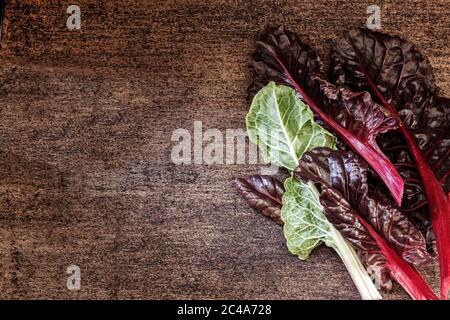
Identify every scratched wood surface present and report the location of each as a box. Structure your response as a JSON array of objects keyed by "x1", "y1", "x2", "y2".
[{"x1": 0, "y1": 0, "x2": 448, "y2": 299}]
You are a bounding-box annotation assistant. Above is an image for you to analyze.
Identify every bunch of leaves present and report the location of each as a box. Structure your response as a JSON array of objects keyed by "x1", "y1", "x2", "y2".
[{"x1": 234, "y1": 25, "x2": 449, "y2": 299}]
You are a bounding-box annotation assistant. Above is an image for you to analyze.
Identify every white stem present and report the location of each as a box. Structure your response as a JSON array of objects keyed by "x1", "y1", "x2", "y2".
[{"x1": 329, "y1": 225, "x2": 382, "y2": 300}]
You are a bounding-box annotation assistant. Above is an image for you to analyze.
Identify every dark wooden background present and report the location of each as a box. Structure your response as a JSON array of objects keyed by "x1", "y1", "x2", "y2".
[{"x1": 0, "y1": 0, "x2": 448, "y2": 299}]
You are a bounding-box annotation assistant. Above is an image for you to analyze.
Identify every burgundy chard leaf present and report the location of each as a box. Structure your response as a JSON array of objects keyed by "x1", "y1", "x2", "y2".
[
  {"x1": 233, "y1": 175, "x2": 284, "y2": 225},
  {"x1": 295, "y1": 148, "x2": 432, "y2": 266}
]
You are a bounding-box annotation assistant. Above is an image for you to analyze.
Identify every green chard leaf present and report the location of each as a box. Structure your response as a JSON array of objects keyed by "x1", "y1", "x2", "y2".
[
  {"x1": 282, "y1": 177, "x2": 333, "y2": 259},
  {"x1": 246, "y1": 82, "x2": 336, "y2": 171}
]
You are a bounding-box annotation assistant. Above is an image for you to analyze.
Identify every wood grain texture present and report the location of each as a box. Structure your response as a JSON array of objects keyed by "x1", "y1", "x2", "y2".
[{"x1": 0, "y1": 0, "x2": 448, "y2": 299}]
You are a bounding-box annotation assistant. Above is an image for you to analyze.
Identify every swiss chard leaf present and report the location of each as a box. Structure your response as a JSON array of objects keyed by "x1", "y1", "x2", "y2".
[
  {"x1": 282, "y1": 177, "x2": 331, "y2": 259},
  {"x1": 377, "y1": 98, "x2": 450, "y2": 235},
  {"x1": 313, "y1": 78, "x2": 399, "y2": 149},
  {"x1": 233, "y1": 175, "x2": 284, "y2": 225},
  {"x1": 248, "y1": 25, "x2": 405, "y2": 205},
  {"x1": 331, "y1": 28, "x2": 450, "y2": 298},
  {"x1": 246, "y1": 82, "x2": 336, "y2": 171},
  {"x1": 295, "y1": 148, "x2": 432, "y2": 266},
  {"x1": 295, "y1": 148, "x2": 437, "y2": 300}
]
